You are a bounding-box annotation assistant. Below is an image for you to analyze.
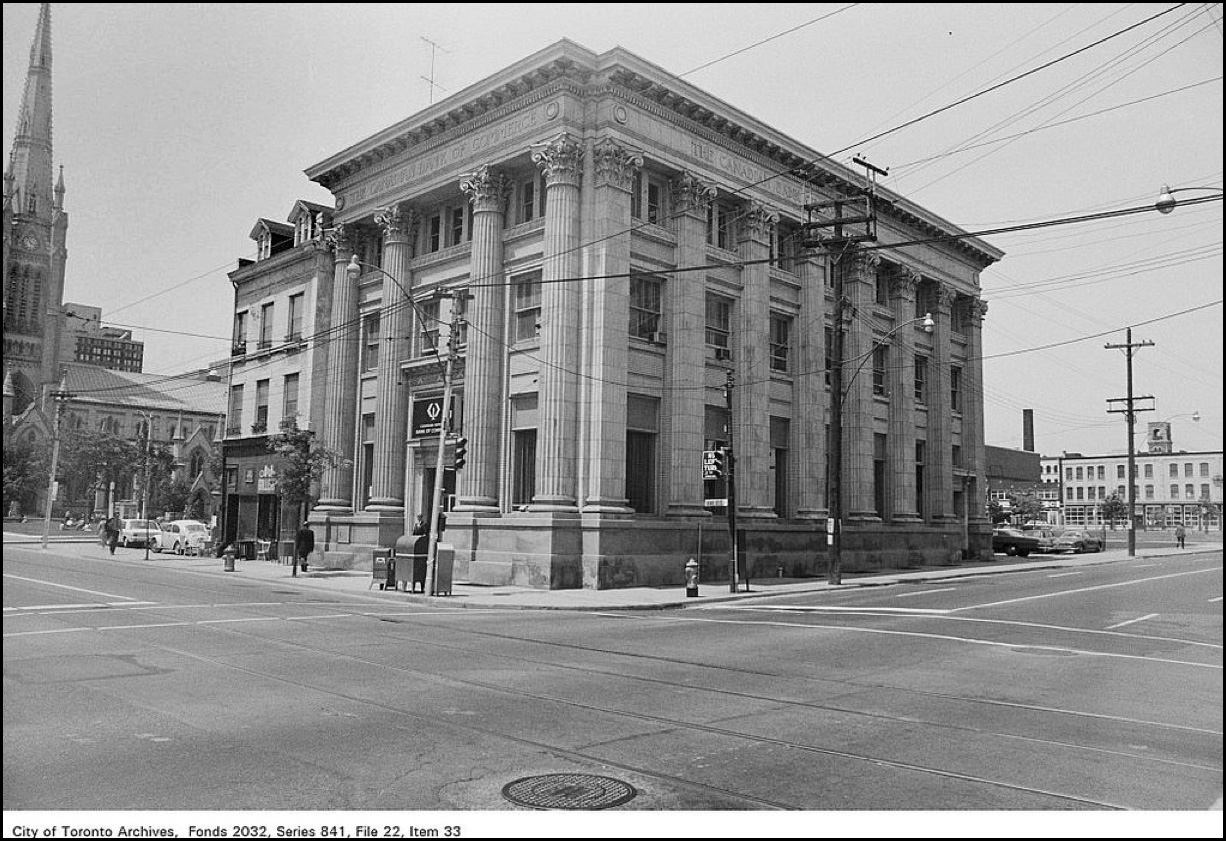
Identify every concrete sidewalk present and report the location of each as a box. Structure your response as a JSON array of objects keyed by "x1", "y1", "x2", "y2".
[{"x1": 8, "y1": 530, "x2": 1219, "y2": 611}]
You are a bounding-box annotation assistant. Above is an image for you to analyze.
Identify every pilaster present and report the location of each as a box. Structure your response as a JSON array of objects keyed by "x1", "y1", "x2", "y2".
[
  {"x1": 929, "y1": 283, "x2": 957, "y2": 522},
  {"x1": 794, "y1": 252, "x2": 828, "y2": 520},
  {"x1": 965, "y1": 297, "x2": 989, "y2": 523},
  {"x1": 843, "y1": 247, "x2": 880, "y2": 522},
  {"x1": 888, "y1": 267, "x2": 922, "y2": 522}
]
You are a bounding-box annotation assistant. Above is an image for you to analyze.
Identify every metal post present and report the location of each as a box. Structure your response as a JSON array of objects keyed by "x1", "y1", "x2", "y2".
[
  {"x1": 724, "y1": 370, "x2": 739, "y2": 592},
  {"x1": 40, "y1": 377, "x2": 70, "y2": 550},
  {"x1": 829, "y1": 291, "x2": 846, "y2": 585},
  {"x1": 142, "y1": 415, "x2": 151, "y2": 561},
  {"x1": 426, "y1": 293, "x2": 462, "y2": 596}
]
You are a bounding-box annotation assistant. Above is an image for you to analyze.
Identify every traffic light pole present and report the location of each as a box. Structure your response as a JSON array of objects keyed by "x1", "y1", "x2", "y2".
[
  {"x1": 425, "y1": 290, "x2": 467, "y2": 596},
  {"x1": 724, "y1": 369, "x2": 740, "y2": 592}
]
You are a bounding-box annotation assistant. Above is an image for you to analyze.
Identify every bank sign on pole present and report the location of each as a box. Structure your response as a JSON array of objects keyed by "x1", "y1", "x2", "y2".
[{"x1": 411, "y1": 396, "x2": 453, "y2": 439}]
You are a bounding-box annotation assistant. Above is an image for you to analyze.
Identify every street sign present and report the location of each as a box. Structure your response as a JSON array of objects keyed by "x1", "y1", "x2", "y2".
[{"x1": 704, "y1": 498, "x2": 727, "y2": 508}]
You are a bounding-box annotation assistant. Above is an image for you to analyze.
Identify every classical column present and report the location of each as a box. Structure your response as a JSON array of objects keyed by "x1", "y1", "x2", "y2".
[
  {"x1": 455, "y1": 165, "x2": 509, "y2": 513},
  {"x1": 316, "y1": 225, "x2": 358, "y2": 511},
  {"x1": 529, "y1": 132, "x2": 583, "y2": 512},
  {"x1": 367, "y1": 204, "x2": 415, "y2": 512},
  {"x1": 735, "y1": 201, "x2": 778, "y2": 519},
  {"x1": 843, "y1": 247, "x2": 880, "y2": 521},
  {"x1": 583, "y1": 139, "x2": 642, "y2": 512},
  {"x1": 888, "y1": 267, "x2": 922, "y2": 522},
  {"x1": 928, "y1": 283, "x2": 957, "y2": 522},
  {"x1": 794, "y1": 251, "x2": 827, "y2": 520},
  {"x1": 965, "y1": 297, "x2": 989, "y2": 524},
  {"x1": 664, "y1": 172, "x2": 717, "y2": 517}
]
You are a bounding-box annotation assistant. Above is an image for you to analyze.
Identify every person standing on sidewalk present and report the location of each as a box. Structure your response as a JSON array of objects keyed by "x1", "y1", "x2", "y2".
[
  {"x1": 1175, "y1": 524, "x2": 1186, "y2": 549},
  {"x1": 105, "y1": 515, "x2": 120, "y2": 554},
  {"x1": 295, "y1": 522, "x2": 314, "y2": 573}
]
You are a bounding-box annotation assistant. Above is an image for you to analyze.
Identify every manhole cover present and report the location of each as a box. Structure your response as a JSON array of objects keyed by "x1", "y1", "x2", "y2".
[{"x1": 502, "y1": 774, "x2": 636, "y2": 810}]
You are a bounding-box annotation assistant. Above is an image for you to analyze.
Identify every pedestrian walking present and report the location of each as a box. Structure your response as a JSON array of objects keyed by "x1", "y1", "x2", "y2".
[
  {"x1": 295, "y1": 522, "x2": 315, "y2": 573},
  {"x1": 105, "y1": 515, "x2": 120, "y2": 554},
  {"x1": 1175, "y1": 524, "x2": 1186, "y2": 549}
]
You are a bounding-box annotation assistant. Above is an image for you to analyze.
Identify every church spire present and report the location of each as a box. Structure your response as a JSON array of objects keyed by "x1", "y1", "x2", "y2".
[{"x1": 9, "y1": 2, "x2": 54, "y2": 221}]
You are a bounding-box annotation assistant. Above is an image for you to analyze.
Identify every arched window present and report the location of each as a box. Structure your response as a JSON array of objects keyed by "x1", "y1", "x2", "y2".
[{"x1": 190, "y1": 450, "x2": 205, "y2": 479}]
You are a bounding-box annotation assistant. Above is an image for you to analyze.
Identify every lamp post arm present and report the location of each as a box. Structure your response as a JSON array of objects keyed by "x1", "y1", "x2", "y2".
[
  {"x1": 839, "y1": 312, "x2": 934, "y2": 400},
  {"x1": 1155, "y1": 184, "x2": 1224, "y2": 214},
  {"x1": 347, "y1": 255, "x2": 450, "y2": 369}
]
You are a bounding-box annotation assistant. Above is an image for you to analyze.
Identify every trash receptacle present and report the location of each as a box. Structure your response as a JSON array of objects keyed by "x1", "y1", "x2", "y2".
[
  {"x1": 393, "y1": 535, "x2": 429, "y2": 593},
  {"x1": 434, "y1": 542, "x2": 454, "y2": 595},
  {"x1": 372, "y1": 548, "x2": 394, "y2": 590}
]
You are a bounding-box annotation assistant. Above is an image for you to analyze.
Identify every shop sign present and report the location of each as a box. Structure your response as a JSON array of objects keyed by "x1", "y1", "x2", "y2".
[{"x1": 412, "y1": 396, "x2": 453, "y2": 439}]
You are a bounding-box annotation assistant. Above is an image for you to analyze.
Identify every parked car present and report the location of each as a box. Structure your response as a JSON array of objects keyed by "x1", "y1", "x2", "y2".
[
  {"x1": 992, "y1": 527, "x2": 1041, "y2": 557},
  {"x1": 1023, "y1": 526, "x2": 1059, "y2": 554},
  {"x1": 118, "y1": 518, "x2": 158, "y2": 548},
  {"x1": 1052, "y1": 529, "x2": 1104, "y2": 554},
  {"x1": 154, "y1": 519, "x2": 211, "y2": 555}
]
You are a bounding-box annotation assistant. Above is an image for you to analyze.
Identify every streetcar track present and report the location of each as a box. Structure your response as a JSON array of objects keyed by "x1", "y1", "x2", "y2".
[{"x1": 118, "y1": 618, "x2": 1130, "y2": 810}]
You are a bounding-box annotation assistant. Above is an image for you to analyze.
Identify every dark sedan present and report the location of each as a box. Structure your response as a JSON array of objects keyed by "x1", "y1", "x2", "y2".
[{"x1": 992, "y1": 527, "x2": 1041, "y2": 557}]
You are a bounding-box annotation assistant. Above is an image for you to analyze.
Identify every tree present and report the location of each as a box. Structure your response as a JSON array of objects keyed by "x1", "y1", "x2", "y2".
[
  {"x1": 987, "y1": 498, "x2": 1011, "y2": 525},
  {"x1": 1006, "y1": 493, "x2": 1044, "y2": 526},
  {"x1": 1099, "y1": 494, "x2": 1130, "y2": 530},
  {"x1": 266, "y1": 424, "x2": 348, "y2": 575},
  {"x1": 3, "y1": 430, "x2": 48, "y2": 518},
  {"x1": 59, "y1": 429, "x2": 139, "y2": 514},
  {"x1": 159, "y1": 475, "x2": 193, "y2": 518}
]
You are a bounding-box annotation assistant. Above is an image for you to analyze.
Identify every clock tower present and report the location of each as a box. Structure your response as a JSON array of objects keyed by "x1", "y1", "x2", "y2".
[{"x1": 3, "y1": 2, "x2": 68, "y2": 414}]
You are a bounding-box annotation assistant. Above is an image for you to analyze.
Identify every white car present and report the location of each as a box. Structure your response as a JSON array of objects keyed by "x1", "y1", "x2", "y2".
[
  {"x1": 118, "y1": 518, "x2": 158, "y2": 548},
  {"x1": 154, "y1": 520, "x2": 211, "y2": 555}
]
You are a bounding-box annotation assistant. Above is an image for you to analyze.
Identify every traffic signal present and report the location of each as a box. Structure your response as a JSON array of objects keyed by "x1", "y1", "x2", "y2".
[{"x1": 453, "y1": 436, "x2": 469, "y2": 472}]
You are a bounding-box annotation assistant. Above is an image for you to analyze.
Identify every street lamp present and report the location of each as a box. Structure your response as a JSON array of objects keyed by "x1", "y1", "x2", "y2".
[
  {"x1": 828, "y1": 310, "x2": 934, "y2": 585},
  {"x1": 1155, "y1": 184, "x2": 1224, "y2": 214}
]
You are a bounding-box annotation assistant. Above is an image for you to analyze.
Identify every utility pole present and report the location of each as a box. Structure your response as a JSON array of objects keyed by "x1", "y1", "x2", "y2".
[
  {"x1": 40, "y1": 374, "x2": 72, "y2": 550},
  {"x1": 141, "y1": 414, "x2": 152, "y2": 561},
  {"x1": 1106, "y1": 327, "x2": 1154, "y2": 557},
  {"x1": 723, "y1": 370, "x2": 739, "y2": 592},
  {"x1": 426, "y1": 289, "x2": 466, "y2": 596}
]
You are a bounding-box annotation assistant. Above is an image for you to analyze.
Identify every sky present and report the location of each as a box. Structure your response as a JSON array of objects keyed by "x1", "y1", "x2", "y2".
[{"x1": 4, "y1": 2, "x2": 1223, "y2": 459}]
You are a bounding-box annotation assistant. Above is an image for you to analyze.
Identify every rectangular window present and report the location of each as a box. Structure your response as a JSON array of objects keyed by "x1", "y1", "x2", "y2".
[
  {"x1": 626, "y1": 431, "x2": 656, "y2": 513},
  {"x1": 521, "y1": 179, "x2": 536, "y2": 223},
  {"x1": 254, "y1": 379, "x2": 269, "y2": 431},
  {"x1": 1076, "y1": 467, "x2": 1083, "y2": 480},
  {"x1": 915, "y1": 440, "x2": 926, "y2": 519},
  {"x1": 1186, "y1": 484, "x2": 1195, "y2": 499},
  {"x1": 952, "y1": 444, "x2": 962, "y2": 469},
  {"x1": 950, "y1": 365, "x2": 963, "y2": 412},
  {"x1": 282, "y1": 373, "x2": 299, "y2": 423},
  {"x1": 361, "y1": 414, "x2": 375, "y2": 509},
  {"x1": 872, "y1": 345, "x2": 888, "y2": 396},
  {"x1": 448, "y1": 206, "x2": 466, "y2": 247},
  {"x1": 228, "y1": 384, "x2": 243, "y2": 432},
  {"x1": 630, "y1": 171, "x2": 642, "y2": 220},
  {"x1": 287, "y1": 293, "x2": 304, "y2": 341},
  {"x1": 630, "y1": 172, "x2": 665, "y2": 225},
  {"x1": 233, "y1": 311, "x2": 248, "y2": 354},
  {"x1": 1201, "y1": 483, "x2": 1210, "y2": 499},
  {"x1": 513, "y1": 270, "x2": 542, "y2": 342},
  {"x1": 875, "y1": 268, "x2": 890, "y2": 306},
  {"x1": 769, "y1": 314, "x2": 791, "y2": 373},
  {"x1": 1077, "y1": 487, "x2": 1084, "y2": 500},
  {"x1": 362, "y1": 312, "x2": 381, "y2": 372},
  {"x1": 1185, "y1": 463, "x2": 1194, "y2": 477},
  {"x1": 418, "y1": 298, "x2": 440, "y2": 356},
  {"x1": 1116, "y1": 465, "x2": 1124, "y2": 479},
  {"x1": 1145, "y1": 463, "x2": 1153, "y2": 478},
  {"x1": 1171, "y1": 484, "x2": 1179, "y2": 498},
  {"x1": 874, "y1": 433, "x2": 888, "y2": 520},
  {"x1": 1066, "y1": 467, "x2": 1073, "y2": 481},
  {"x1": 914, "y1": 355, "x2": 928, "y2": 403},
  {"x1": 428, "y1": 214, "x2": 442, "y2": 253},
  {"x1": 1200, "y1": 462, "x2": 1210, "y2": 477},
  {"x1": 707, "y1": 201, "x2": 734, "y2": 249},
  {"x1": 629, "y1": 272, "x2": 663, "y2": 340},
  {"x1": 259, "y1": 302, "x2": 275, "y2": 349},
  {"x1": 705, "y1": 294, "x2": 732, "y2": 349},
  {"x1": 825, "y1": 327, "x2": 835, "y2": 387},
  {"x1": 1145, "y1": 485, "x2": 1155, "y2": 499},
  {"x1": 512, "y1": 430, "x2": 537, "y2": 507}
]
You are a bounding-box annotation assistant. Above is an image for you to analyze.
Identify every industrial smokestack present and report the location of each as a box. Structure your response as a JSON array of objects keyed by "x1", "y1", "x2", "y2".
[{"x1": 1023, "y1": 409, "x2": 1035, "y2": 452}]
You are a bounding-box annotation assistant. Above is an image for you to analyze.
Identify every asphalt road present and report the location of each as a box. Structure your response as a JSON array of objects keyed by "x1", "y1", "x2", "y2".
[{"x1": 3, "y1": 542, "x2": 1221, "y2": 830}]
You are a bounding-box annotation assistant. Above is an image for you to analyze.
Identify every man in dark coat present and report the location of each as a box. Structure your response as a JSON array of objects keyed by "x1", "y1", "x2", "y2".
[
  {"x1": 105, "y1": 515, "x2": 121, "y2": 555},
  {"x1": 296, "y1": 522, "x2": 315, "y2": 572}
]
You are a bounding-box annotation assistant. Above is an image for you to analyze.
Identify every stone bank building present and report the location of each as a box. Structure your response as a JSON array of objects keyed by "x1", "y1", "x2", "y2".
[{"x1": 229, "y1": 40, "x2": 1001, "y2": 588}]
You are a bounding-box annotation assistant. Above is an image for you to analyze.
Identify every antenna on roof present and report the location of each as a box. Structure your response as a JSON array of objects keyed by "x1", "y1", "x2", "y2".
[{"x1": 420, "y1": 36, "x2": 450, "y2": 104}]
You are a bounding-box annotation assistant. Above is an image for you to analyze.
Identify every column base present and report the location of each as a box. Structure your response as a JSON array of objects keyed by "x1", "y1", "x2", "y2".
[
  {"x1": 313, "y1": 500, "x2": 354, "y2": 514},
  {"x1": 453, "y1": 496, "x2": 501, "y2": 514},
  {"x1": 582, "y1": 499, "x2": 634, "y2": 515},
  {"x1": 891, "y1": 512, "x2": 924, "y2": 523},
  {"x1": 365, "y1": 498, "x2": 405, "y2": 513},
  {"x1": 847, "y1": 510, "x2": 883, "y2": 524},
  {"x1": 794, "y1": 508, "x2": 829, "y2": 521},
  {"x1": 528, "y1": 496, "x2": 579, "y2": 513},
  {"x1": 666, "y1": 503, "x2": 711, "y2": 518}
]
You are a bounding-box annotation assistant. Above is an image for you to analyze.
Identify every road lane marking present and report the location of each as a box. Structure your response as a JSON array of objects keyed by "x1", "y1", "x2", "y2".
[
  {"x1": 4, "y1": 601, "x2": 156, "y2": 611},
  {"x1": 895, "y1": 587, "x2": 957, "y2": 598},
  {"x1": 730, "y1": 604, "x2": 951, "y2": 615},
  {"x1": 1048, "y1": 571, "x2": 1083, "y2": 578},
  {"x1": 659, "y1": 615, "x2": 1222, "y2": 669},
  {"x1": 1209, "y1": 596, "x2": 1222, "y2": 603},
  {"x1": 724, "y1": 607, "x2": 1221, "y2": 649},
  {"x1": 1105, "y1": 613, "x2": 1160, "y2": 630},
  {"x1": 2, "y1": 573, "x2": 143, "y2": 602},
  {"x1": 951, "y1": 566, "x2": 1221, "y2": 612}
]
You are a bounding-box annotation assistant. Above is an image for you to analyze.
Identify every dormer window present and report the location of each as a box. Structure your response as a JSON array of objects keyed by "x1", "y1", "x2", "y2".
[{"x1": 258, "y1": 231, "x2": 272, "y2": 260}]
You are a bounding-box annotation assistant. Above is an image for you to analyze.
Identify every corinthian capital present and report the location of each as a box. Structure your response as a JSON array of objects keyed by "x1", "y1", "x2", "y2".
[
  {"x1": 739, "y1": 201, "x2": 779, "y2": 244},
  {"x1": 892, "y1": 266, "x2": 921, "y2": 299},
  {"x1": 375, "y1": 204, "x2": 416, "y2": 241},
  {"x1": 530, "y1": 132, "x2": 583, "y2": 188},
  {"x1": 323, "y1": 223, "x2": 352, "y2": 259},
  {"x1": 460, "y1": 164, "x2": 510, "y2": 214},
  {"x1": 670, "y1": 171, "x2": 718, "y2": 216},
  {"x1": 936, "y1": 284, "x2": 958, "y2": 312},
  {"x1": 970, "y1": 297, "x2": 989, "y2": 322},
  {"x1": 847, "y1": 246, "x2": 881, "y2": 278},
  {"x1": 592, "y1": 138, "x2": 644, "y2": 191}
]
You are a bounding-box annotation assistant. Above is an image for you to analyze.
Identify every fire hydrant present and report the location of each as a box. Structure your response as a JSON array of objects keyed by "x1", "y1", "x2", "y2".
[
  {"x1": 222, "y1": 544, "x2": 236, "y2": 573},
  {"x1": 685, "y1": 557, "x2": 699, "y2": 598}
]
